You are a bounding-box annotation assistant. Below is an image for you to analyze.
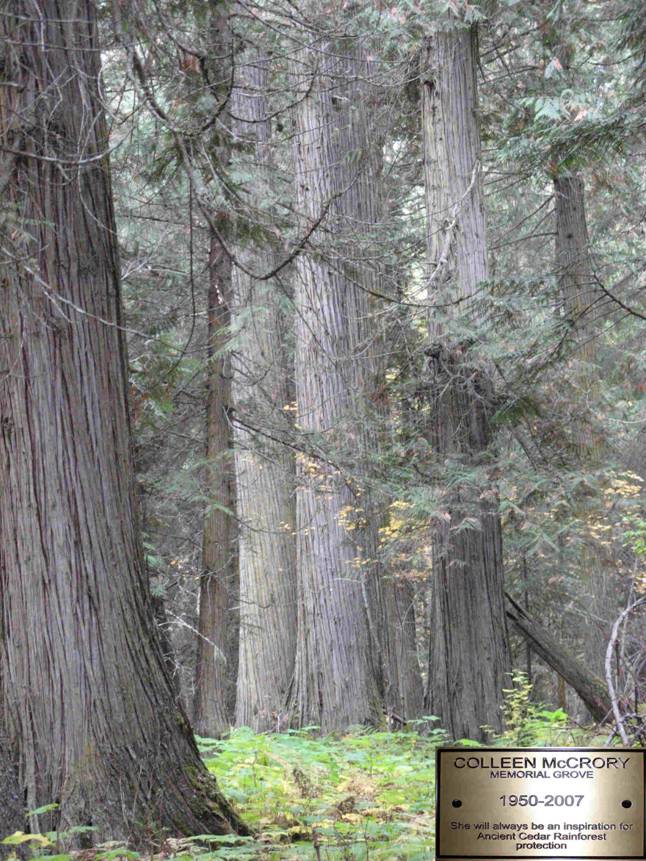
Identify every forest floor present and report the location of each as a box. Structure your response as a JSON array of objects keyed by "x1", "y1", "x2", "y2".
[
  {"x1": 199, "y1": 726, "x2": 440, "y2": 859},
  {"x1": 196, "y1": 713, "x2": 600, "y2": 859},
  {"x1": 4, "y1": 720, "x2": 608, "y2": 861}
]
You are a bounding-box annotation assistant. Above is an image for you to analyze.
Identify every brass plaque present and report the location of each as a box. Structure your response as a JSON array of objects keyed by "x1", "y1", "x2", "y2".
[{"x1": 436, "y1": 748, "x2": 645, "y2": 859}]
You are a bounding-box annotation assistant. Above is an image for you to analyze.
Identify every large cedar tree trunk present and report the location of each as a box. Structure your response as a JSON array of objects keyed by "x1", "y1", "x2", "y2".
[
  {"x1": 231, "y1": 52, "x2": 298, "y2": 731},
  {"x1": 289, "y1": 36, "x2": 386, "y2": 731},
  {"x1": 0, "y1": 2, "x2": 244, "y2": 840},
  {"x1": 421, "y1": 27, "x2": 511, "y2": 739}
]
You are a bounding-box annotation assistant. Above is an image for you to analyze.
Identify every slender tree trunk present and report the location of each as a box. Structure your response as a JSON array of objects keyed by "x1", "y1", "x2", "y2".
[
  {"x1": 193, "y1": 3, "x2": 238, "y2": 738},
  {"x1": 0, "y1": 2, "x2": 244, "y2": 840},
  {"x1": 385, "y1": 352, "x2": 426, "y2": 722},
  {"x1": 230, "y1": 51, "x2": 297, "y2": 731},
  {"x1": 386, "y1": 580, "x2": 424, "y2": 721},
  {"x1": 547, "y1": 9, "x2": 597, "y2": 358},
  {"x1": 193, "y1": 238, "x2": 238, "y2": 736},
  {"x1": 373, "y1": 225, "x2": 424, "y2": 723},
  {"x1": 289, "y1": 36, "x2": 385, "y2": 731},
  {"x1": 421, "y1": 26, "x2": 511, "y2": 739},
  {"x1": 545, "y1": 10, "x2": 623, "y2": 704},
  {"x1": 554, "y1": 173, "x2": 597, "y2": 361},
  {"x1": 553, "y1": 174, "x2": 623, "y2": 693}
]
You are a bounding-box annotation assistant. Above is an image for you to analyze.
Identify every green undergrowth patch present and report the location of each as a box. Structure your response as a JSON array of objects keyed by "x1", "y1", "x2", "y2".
[{"x1": 198, "y1": 725, "x2": 442, "y2": 859}]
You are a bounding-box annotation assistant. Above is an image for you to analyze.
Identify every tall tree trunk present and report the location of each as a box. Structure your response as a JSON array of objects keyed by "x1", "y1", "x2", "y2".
[
  {"x1": 553, "y1": 174, "x2": 622, "y2": 691},
  {"x1": 289, "y1": 35, "x2": 385, "y2": 731},
  {"x1": 193, "y1": 238, "x2": 238, "y2": 736},
  {"x1": 0, "y1": 2, "x2": 244, "y2": 840},
  {"x1": 374, "y1": 218, "x2": 424, "y2": 723},
  {"x1": 545, "y1": 8, "x2": 623, "y2": 703},
  {"x1": 231, "y1": 51, "x2": 297, "y2": 731},
  {"x1": 193, "y1": 2, "x2": 238, "y2": 738},
  {"x1": 422, "y1": 26, "x2": 511, "y2": 739}
]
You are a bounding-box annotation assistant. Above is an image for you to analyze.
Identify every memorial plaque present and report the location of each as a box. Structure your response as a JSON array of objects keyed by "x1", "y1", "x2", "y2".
[{"x1": 436, "y1": 747, "x2": 645, "y2": 860}]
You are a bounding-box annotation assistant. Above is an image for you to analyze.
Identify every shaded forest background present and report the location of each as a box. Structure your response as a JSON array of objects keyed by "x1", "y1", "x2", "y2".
[
  {"x1": 108, "y1": 0, "x2": 646, "y2": 735},
  {"x1": 0, "y1": 0, "x2": 645, "y2": 854}
]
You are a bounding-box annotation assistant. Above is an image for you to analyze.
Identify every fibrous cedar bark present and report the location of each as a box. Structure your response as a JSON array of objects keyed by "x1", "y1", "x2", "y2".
[
  {"x1": 289, "y1": 34, "x2": 385, "y2": 730},
  {"x1": 0, "y1": 734, "x2": 23, "y2": 845},
  {"x1": 231, "y1": 50, "x2": 297, "y2": 731},
  {"x1": 0, "y1": 1, "x2": 244, "y2": 840},
  {"x1": 421, "y1": 25, "x2": 510, "y2": 739}
]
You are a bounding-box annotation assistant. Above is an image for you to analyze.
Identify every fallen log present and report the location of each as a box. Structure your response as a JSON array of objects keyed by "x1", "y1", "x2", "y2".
[{"x1": 504, "y1": 592, "x2": 611, "y2": 723}]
